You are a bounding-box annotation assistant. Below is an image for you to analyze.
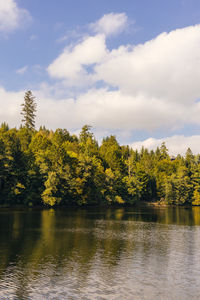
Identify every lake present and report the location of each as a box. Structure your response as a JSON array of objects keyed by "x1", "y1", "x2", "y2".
[{"x1": 0, "y1": 206, "x2": 200, "y2": 299}]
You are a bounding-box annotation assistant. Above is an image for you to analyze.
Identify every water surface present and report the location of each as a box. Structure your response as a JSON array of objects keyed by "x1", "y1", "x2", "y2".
[{"x1": 0, "y1": 206, "x2": 200, "y2": 299}]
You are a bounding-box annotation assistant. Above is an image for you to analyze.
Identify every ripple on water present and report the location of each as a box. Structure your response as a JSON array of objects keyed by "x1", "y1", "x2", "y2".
[{"x1": 0, "y1": 208, "x2": 200, "y2": 299}]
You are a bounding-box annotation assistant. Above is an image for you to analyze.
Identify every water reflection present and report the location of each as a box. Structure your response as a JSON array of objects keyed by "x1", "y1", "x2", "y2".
[{"x1": 0, "y1": 207, "x2": 200, "y2": 299}]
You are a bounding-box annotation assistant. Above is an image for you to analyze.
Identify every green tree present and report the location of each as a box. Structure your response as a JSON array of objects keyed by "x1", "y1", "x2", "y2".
[
  {"x1": 21, "y1": 91, "x2": 37, "y2": 130},
  {"x1": 164, "y1": 166, "x2": 192, "y2": 205},
  {"x1": 99, "y1": 135, "x2": 124, "y2": 172}
]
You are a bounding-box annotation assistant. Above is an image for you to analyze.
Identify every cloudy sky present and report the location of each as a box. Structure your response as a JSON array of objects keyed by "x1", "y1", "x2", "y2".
[{"x1": 1, "y1": 0, "x2": 200, "y2": 154}]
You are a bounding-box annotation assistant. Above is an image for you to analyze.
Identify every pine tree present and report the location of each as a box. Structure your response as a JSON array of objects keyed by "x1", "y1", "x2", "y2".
[{"x1": 21, "y1": 91, "x2": 37, "y2": 130}]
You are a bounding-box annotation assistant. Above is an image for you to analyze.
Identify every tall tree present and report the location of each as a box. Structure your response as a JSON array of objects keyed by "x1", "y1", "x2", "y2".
[{"x1": 21, "y1": 91, "x2": 37, "y2": 130}]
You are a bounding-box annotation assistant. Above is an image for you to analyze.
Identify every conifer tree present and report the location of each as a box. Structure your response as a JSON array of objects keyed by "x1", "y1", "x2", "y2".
[{"x1": 21, "y1": 91, "x2": 37, "y2": 130}]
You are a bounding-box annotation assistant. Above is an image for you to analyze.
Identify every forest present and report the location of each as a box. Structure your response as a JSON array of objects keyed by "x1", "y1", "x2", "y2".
[{"x1": 0, "y1": 91, "x2": 200, "y2": 207}]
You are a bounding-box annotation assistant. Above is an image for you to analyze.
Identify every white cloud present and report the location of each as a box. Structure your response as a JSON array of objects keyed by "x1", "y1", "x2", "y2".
[
  {"x1": 0, "y1": 87, "x2": 23, "y2": 127},
  {"x1": 16, "y1": 66, "x2": 28, "y2": 75},
  {"x1": 1, "y1": 86, "x2": 200, "y2": 157},
  {"x1": 3, "y1": 17, "x2": 200, "y2": 143},
  {"x1": 48, "y1": 13, "x2": 129, "y2": 86},
  {"x1": 1, "y1": 86, "x2": 180, "y2": 132},
  {"x1": 48, "y1": 34, "x2": 107, "y2": 86},
  {"x1": 0, "y1": 87, "x2": 78, "y2": 129},
  {"x1": 50, "y1": 23, "x2": 200, "y2": 130},
  {"x1": 131, "y1": 135, "x2": 200, "y2": 156},
  {"x1": 19, "y1": 87, "x2": 199, "y2": 132},
  {"x1": 89, "y1": 12, "x2": 128, "y2": 36},
  {"x1": 95, "y1": 25, "x2": 200, "y2": 103},
  {"x1": 0, "y1": 0, "x2": 31, "y2": 33},
  {"x1": 72, "y1": 88, "x2": 191, "y2": 130}
]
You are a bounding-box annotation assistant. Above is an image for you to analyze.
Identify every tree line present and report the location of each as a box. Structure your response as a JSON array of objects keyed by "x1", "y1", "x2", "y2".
[{"x1": 0, "y1": 90, "x2": 200, "y2": 207}]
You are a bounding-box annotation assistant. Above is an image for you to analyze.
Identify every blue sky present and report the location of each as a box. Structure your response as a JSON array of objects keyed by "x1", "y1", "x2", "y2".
[{"x1": 1, "y1": 0, "x2": 200, "y2": 154}]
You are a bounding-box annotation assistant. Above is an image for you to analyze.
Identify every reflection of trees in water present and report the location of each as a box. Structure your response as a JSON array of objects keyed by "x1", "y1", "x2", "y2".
[
  {"x1": 0, "y1": 210, "x2": 42, "y2": 299},
  {"x1": 0, "y1": 207, "x2": 200, "y2": 298}
]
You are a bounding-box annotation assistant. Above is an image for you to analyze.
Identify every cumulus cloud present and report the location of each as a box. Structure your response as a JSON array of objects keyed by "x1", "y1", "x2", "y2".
[
  {"x1": 0, "y1": 87, "x2": 78, "y2": 130},
  {"x1": 95, "y1": 25, "x2": 200, "y2": 103},
  {"x1": 3, "y1": 15, "x2": 200, "y2": 142},
  {"x1": 1, "y1": 86, "x2": 200, "y2": 157},
  {"x1": 0, "y1": 0, "x2": 31, "y2": 33},
  {"x1": 48, "y1": 34, "x2": 107, "y2": 86},
  {"x1": 72, "y1": 89, "x2": 192, "y2": 130},
  {"x1": 49, "y1": 18, "x2": 200, "y2": 104},
  {"x1": 48, "y1": 13, "x2": 129, "y2": 86},
  {"x1": 0, "y1": 87, "x2": 23, "y2": 127},
  {"x1": 89, "y1": 13, "x2": 128, "y2": 36},
  {"x1": 47, "y1": 22, "x2": 200, "y2": 131},
  {"x1": 131, "y1": 135, "x2": 200, "y2": 156},
  {"x1": 0, "y1": 85, "x2": 195, "y2": 133}
]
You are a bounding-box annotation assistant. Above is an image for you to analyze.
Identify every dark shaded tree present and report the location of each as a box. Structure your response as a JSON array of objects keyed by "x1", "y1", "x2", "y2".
[{"x1": 21, "y1": 91, "x2": 37, "y2": 130}]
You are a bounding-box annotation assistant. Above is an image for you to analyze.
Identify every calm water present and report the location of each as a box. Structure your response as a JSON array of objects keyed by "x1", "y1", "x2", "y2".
[{"x1": 0, "y1": 206, "x2": 200, "y2": 300}]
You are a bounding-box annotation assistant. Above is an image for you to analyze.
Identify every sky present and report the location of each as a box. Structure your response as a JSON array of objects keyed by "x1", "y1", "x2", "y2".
[{"x1": 1, "y1": 0, "x2": 200, "y2": 155}]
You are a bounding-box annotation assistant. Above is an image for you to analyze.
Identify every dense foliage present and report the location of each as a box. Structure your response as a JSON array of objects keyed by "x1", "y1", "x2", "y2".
[{"x1": 0, "y1": 123, "x2": 199, "y2": 207}]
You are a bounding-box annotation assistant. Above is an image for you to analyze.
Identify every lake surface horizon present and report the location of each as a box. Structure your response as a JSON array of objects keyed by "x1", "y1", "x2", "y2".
[{"x1": 0, "y1": 206, "x2": 200, "y2": 299}]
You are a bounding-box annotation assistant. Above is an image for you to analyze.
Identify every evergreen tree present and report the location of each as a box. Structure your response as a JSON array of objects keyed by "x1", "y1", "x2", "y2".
[
  {"x1": 0, "y1": 117, "x2": 200, "y2": 206},
  {"x1": 21, "y1": 91, "x2": 37, "y2": 130}
]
